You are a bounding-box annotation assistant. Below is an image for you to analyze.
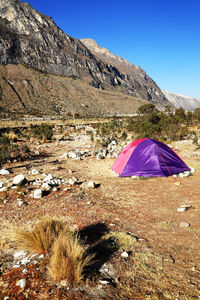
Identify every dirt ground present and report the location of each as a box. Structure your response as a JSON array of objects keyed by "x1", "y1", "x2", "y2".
[{"x1": 1, "y1": 137, "x2": 200, "y2": 299}]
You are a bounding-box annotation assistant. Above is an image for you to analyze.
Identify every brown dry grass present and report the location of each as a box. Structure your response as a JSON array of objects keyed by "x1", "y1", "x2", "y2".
[
  {"x1": 8, "y1": 216, "x2": 72, "y2": 254},
  {"x1": 48, "y1": 233, "x2": 94, "y2": 286}
]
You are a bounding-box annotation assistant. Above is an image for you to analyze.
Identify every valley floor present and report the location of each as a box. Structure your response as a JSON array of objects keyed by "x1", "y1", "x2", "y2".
[{"x1": 0, "y1": 136, "x2": 200, "y2": 299}]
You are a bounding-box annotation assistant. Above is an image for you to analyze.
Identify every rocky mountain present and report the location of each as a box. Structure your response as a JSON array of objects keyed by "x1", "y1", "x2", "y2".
[
  {"x1": 0, "y1": 0, "x2": 169, "y2": 116},
  {"x1": 162, "y1": 90, "x2": 200, "y2": 111}
]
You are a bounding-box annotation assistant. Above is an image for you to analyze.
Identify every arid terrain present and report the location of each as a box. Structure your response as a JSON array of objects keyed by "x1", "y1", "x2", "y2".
[{"x1": 0, "y1": 122, "x2": 200, "y2": 299}]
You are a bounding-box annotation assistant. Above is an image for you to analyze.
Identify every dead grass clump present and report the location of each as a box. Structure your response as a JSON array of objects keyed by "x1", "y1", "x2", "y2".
[
  {"x1": 102, "y1": 231, "x2": 138, "y2": 251},
  {"x1": 9, "y1": 217, "x2": 72, "y2": 254},
  {"x1": 48, "y1": 234, "x2": 94, "y2": 286}
]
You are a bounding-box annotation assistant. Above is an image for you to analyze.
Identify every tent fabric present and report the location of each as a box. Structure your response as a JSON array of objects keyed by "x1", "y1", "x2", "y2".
[{"x1": 112, "y1": 138, "x2": 191, "y2": 177}]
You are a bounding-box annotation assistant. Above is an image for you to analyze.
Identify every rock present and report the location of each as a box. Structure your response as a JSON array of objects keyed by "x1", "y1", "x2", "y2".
[
  {"x1": 0, "y1": 169, "x2": 9, "y2": 175},
  {"x1": 96, "y1": 153, "x2": 103, "y2": 160},
  {"x1": 177, "y1": 207, "x2": 186, "y2": 212},
  {"x1": 173, "y1": 174, "x2": 179, "y2": 178},
  {"x1": 180, "y1": 222, "x2": 190, "y2": 228},
  {"x1": 0, "y1": 181, "x2": 4, "y2": 188},
  {"x1": 22, "y1": 268, "x2": 28, "y2": 274},
  {"x1": 14, "y1": 251, "x2": 27, "y2": 260},
  {"x1": 183, "y1": 171, "x2": 191, "y2": 177},
  {"x1": 177, "y1": 205, "x2": 192, "y2": 212},
  {"x1": 20, "y1": 257, "x2": 31, "y2": 265},
  {"x1": 121, "y1": 251, "x2": 129, "y2": 258},
  {"x1": 0, "y1": 187, "x2": 7, "y2": 192},
  {"x1": 29, "y1": 169, "x2": 39, "y2": 175},
  {"x1": 33, "y1": 189, "x2": 43, "y2": 199},
  {"x1": 38, "y1": 254, "x2": 44, "y2": 259},
  {"x1": 72, "y1": 176, "x2": 78, "y2": 182},
  {"x1": 17, "y1": 199, "x2": 24, "y2": 207},
  {"x1": 87, "y1": 181, "x2": 95, "y2": 188},
  {"x1": 43, "y1": 174, "x2": 53, "y2": 182},
  {"x1": 16, "y1": 278, "x2": 26, "y2": 289},
  {"x1": 190, "y1": 167, "x2": 196, "y2": 173},
  {"x1": 53, "y1": 187, "x2": 57, "y2": 192},
  {"x1": 41, "y1": 182, "x2": 51, "y2": 191},
  {"x1": 179, "y1": 173, "x2": 184, "y2": 178},
  {"x1": 68, "y1": 178, "x2": 75, "y2": 185},
  {"x1": 13, "y1": 174, "x2": 26, "y2": 185},
  {"x1": 174, "y1": 182, "x2": 182, "y2": 186},
  {"x1": 131, "y1": 176, "x2": 137, "y2": 180},
  {"x1": 59, "y1": 152, "x2": 68, "y2": 159},
  {"x1": 99, "y1": 280, "x2": 110, "y2": 285}
]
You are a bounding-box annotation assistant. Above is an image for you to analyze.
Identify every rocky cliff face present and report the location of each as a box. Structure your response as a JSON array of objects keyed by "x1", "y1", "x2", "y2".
[
  {"x1": 81, "y1": 38, "x2": 167, "y2": 105},
  {"x1": 162, "y1": 90, "x2": 200, "y2": 111},
  {"x1": 0, "y1": 0, "x2": 170, "y2": 116}
]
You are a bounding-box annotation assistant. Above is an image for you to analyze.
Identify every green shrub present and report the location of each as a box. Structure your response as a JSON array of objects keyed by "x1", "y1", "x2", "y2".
[{"x1": 32, "y1": 123, "x2": 53, "y2": 141}]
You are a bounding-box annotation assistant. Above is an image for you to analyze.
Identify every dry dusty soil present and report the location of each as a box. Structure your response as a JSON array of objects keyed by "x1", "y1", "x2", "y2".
[{"x1": 0, "y1": 136, "x2": 200, "y2": 299}]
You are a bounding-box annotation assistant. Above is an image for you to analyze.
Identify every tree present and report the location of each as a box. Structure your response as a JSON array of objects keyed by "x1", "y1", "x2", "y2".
[{"x1": 137, "y1": 103, "x2": 156, "y2": 115}]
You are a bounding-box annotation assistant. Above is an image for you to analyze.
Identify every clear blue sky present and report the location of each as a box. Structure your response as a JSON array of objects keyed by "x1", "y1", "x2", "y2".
[{"x1": 22, "y1": 0, "x2": 200, "y2": 98}]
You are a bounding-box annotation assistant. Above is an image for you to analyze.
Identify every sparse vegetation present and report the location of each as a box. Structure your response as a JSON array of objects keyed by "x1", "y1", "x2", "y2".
[
  {"x1": 48, "y1": 234, "x2": 94, "y2": 286},
  {"x1": 103, "y1": 231, "x2": 138, "y2": 251},
  {"x1": 32, "y1": 123, "x2": 53, "y2": 141},
  {"x1": 9, "y1": 217, "x2": 71, "y2": 254}
]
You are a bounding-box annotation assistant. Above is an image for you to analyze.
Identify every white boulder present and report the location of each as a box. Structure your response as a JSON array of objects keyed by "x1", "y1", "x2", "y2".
[
  {"x1": 13, "y1": 174, "x2": 26, "y2": 185},
  {"x1": 33, "y1": 189, "x2": 43, "y2": 199},
  {"x1": 0, "y1": 169, "x2": 9, "y2": 175}
]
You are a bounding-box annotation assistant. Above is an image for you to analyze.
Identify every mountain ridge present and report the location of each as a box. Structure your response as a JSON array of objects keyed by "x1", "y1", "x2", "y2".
[
  {"x1": 162, "y1": 90, "x2": 200, "y2": 111},
  {"x1": 0, "y1": 0, "x2": 170, "y2": 116}
]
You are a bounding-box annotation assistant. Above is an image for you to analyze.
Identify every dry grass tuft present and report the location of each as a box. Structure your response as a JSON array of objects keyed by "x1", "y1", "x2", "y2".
[
  {"x1": 8, "y1": 217, "x2": 72, "y2": 254},
  {"x1": 48, "y1": 234, "x2": 94, "y2": 286},
  {"x1": 102, "y1": 231, "x2": 138, "y2": 251}
]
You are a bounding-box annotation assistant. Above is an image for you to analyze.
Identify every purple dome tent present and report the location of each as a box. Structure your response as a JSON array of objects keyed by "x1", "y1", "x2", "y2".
[{"x1": 112, "y1": 138, "x2": 191, "y2": 177}]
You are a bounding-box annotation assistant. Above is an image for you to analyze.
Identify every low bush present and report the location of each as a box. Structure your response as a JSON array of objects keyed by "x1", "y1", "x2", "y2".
[
  {"x1": 32, "y1": 123, "x2": 53, "y2": 141},
  {"x1": 48, "y1": 234, "x2": 94, "y2": 286},
  {"x1": 9, "y1": 217, "x2": 71, "y2": 254}
]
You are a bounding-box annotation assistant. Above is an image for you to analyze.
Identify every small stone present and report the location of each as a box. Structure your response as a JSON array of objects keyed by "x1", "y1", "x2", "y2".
[
  {"x1": 174, "y1": 182, "x2": 182, "y2": 186},
  {"x1": 87, "y1": 181, "x2": 95, "y2": 188},
  {"x1": 38, "y1": 254, "x2": 44, "y2": 259},
  {"x1": 99, "y1": 280, "x2": 110, "y2": 285},
  {"x1": 22, "y1": 268, "x2": 28, "y2": 274},
  {"x1": 131, "y1": 176, "x2": 137, "y2": 180},
  {"x1": 41, "y1": 182, "x2": 51, "y2": 191},
  {"x1": 60, "y1": 280, "x2": 68, "y2": 287},
  {"x1": 177, "y1": 207, "x2": 186, "y2": 212},
  {"x1": 179, "y1": 173, "x2": 184, "y2": 178},
  {"x1": 14, "y1": 251, "x2": 27, "y2": 259},
  {"x1": 33, "y1": 189, "x2": 43, "y2": 199},
  {"x1": 43, "y1": 174, "x2": 53, "y2": 182},
  {"x1": 16, "y1": 278, "x2": 26, "y2": 289},
  {"x1": 0, "y1": 187, "x2": 7, "y2": 192},
  {"x1": 0, "y1": 169, "x2": 9, "y2": 175},
  {"x1": 53, "y1": 187, "x2": 57, "y2": 192},
  {"x1": 180, "y1": 222, "x2": 190, "y2": 228},
  {"x1": 13, "y1": 174, "x2": 26, "y2": 185},
  {"x1": 0, "y1": 181, "x2": 4, "y2": 188},
  {"x1": 121, "y1": 251, "x2": 129, "y2": 258},
  {"x1": 177, "y1": 205, "x2": 192, "y2": 212},
  {"x1": 68, "y1": 178, "x2": 75, "y2": 185},
  {"x1": 190, "y1": 167, "x2": 196, "y2": 173},
  {"x1": 29, "y1": 169, "x2": 39, "y2": 175},
  {"x1": 17, "y1": 200, "x2": 24, "y2": 207},
  {"x1": 20, "y1": 257, "x2": 30, "y2": 265},
  {"x1": 4, "y1": 296, "x2": 9, "y2": 300},
  {"x1": 173, "y1": 174, "x2": 179, "y2": 178}
]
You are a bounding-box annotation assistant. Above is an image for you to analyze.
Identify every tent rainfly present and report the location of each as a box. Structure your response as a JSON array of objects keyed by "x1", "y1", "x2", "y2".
[{"x1": 112, "y1": 138, "x2": 191, "y2": 177}]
